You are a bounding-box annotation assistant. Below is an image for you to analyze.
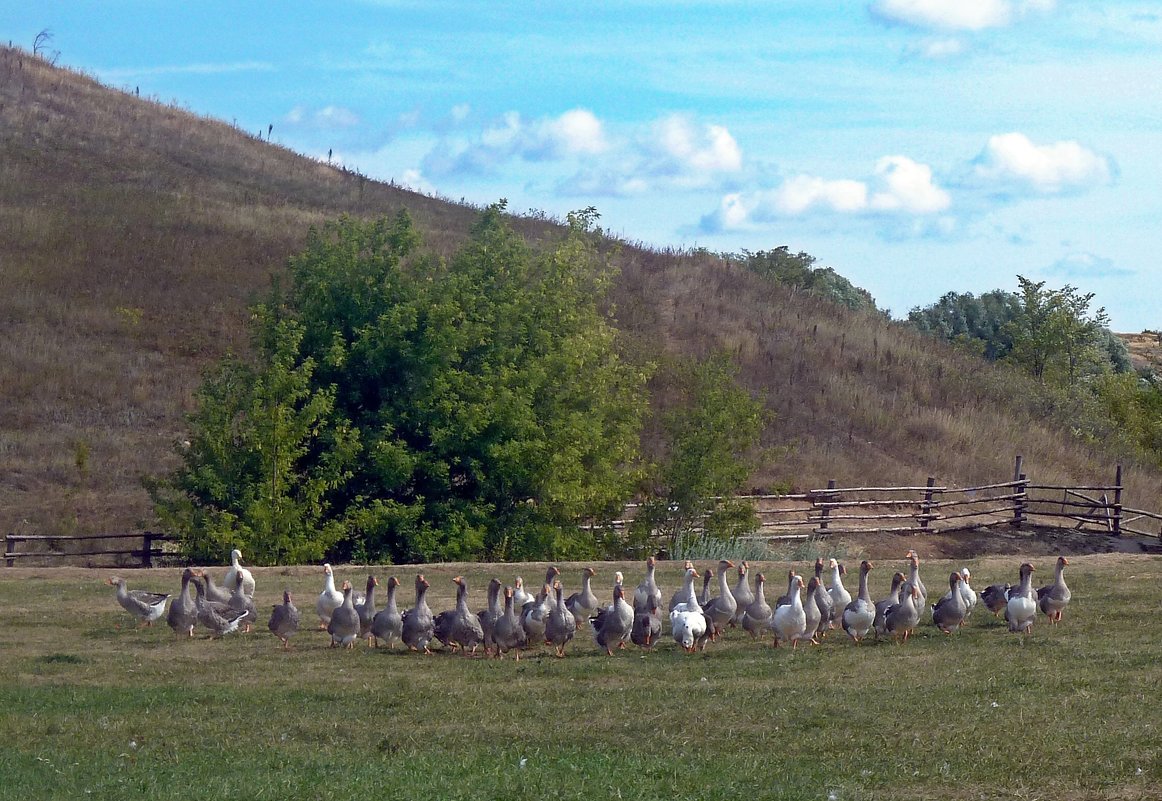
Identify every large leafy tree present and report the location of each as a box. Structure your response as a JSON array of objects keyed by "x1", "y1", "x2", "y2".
[
  {"x1": 153, "y1": 206, "x2": 650, "y2": 563},
  {"x1": 1004, "y1": 276, "x2": 1113, "y2": 383}
]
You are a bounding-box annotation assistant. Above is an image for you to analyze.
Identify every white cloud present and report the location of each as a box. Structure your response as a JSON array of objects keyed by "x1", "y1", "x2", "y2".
[
  {"x1": 870, "y1": 0, "x2": 1055, "y2": 31},
  {"x1": 647, "y1": 114, "x2": 742, "y2": 176},
  {"x1": 870, "y1": 156, "x2": 951, "y2": 213},
  {"x1": 284, "y1": 104, "x2": 360, "y2": 129},
  {"x1": 773, "y1": 175, "x2": 869, "y2": 215},
  {"x1": 540, "y1": 109, "x2": 608, "y2": 156},
  {"x1": 972, "y1": 132, "x2": 1112, "y2": 195}
]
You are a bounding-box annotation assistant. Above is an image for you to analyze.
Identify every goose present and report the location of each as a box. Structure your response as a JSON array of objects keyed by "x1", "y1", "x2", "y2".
[
  {"x1": 593, "y1": 584, "x2": 634, "y2": 655},
  {"x1": 730, "y1": 561, "x2": 755, "y2": 626},
  {"x1": 841, "y1": 560, "x2": 876, "y2": 644},
  {"x1": 494, "y1": 587, "x2": 528, "y2": 660},
  {"x1": 771, "y1": 574, "x2": 808, "y2": 648},
  {"x1": 813, "y1": 558, "x2": 836, "y2": 633},
  {"x1": 981, "y1": 582, "x2": 1011, "y2": 616},
  {"x1": 370, "y1": 576, "x2": 403, "y2": 649},
  {"x1": 670, "y1": 567, "x2": 709, "y2": 653},
  {"x1": 1005, "y1": 563, "x2": 1037, "y2": 634},
  {"x1": 633, "y1": 556, "x2": 664, "y2": 614},
  {"x1": 741, "y1": 573, "x2": 773, "y2": 639},
  {"x1": 631, "y1": 600, "x2": 662, "y2": 650},
  {"x1": 800, "y1": 576, "x2": 823, "y2": 645},
  {"x1": 478, "y1": 578, "x2": 503, "y2": 654},
  {"x1": 193, "y1": 578, "x2": 249, "y2": 638},
  {"x1": 108, "y1": 577, "x2": 169, "y2": 627},
  {"x1": 166, "y1": 568, "x2": 198, "y2": 637},
  {"x1": 267, "y1": 590, "x2": 301, "y2": 649},
  {"x1": 355, "y1": 575, "x2": 378, "y2": 641},
  {"x1": 200, "y1": 570, "x2": 233, "y2": 605},
  {"x1": 905, "y1": 550, "x2": 927, "y2": 612},
  {"x1": 827, "y1": 559, "x2": 851, "y2": 613},
  {"x1": 1037, "y1": 556, "x2": 1071, "y2": 624},
  {"x1": 545, "y1": 580, "x2": 578, "y2": 657},
  {"x1": 520, "y1": 583, "x2": 553, "y2": 646},
  {"x1": 513, "y1": 576, "x2": 533, "y2": 609},
  {"x1": 958, "y1": 568, "x2": 979, "y2": 618},
  {"x1": 874, "y1": 571, "x2": 907, "y2": 638},
  {"x1": 565, "y1": 567, "x2": 599, "y2": 626},
  {"x1": 328, "y1": 582, "x2": 361, "y2": 649},
  {"x1": 223, "y1": 548, "x2": 255, "y2": 598},
  {"x1": 698, "y1": 568, "x2": 714, "y2": 607},
  {"x1": 401, "y1": 574, "x2": 436, "y2": 653},
  {"x1": 228, "y1": 572, "x2": 258, "y2": 633},
  {"x1": 446, "y1": 576, "x2": 485, "y2": 655},
  {"x1": 932, "y1": 572, "x2": 969, "y2": 634},
  {"x1": 702, "y1": 559, "x2": 737, "y2": 638},
  {"x1": 316, "y1": 563, "x2": 344, "y2": 628},
  {"x1": 885, "y1": 582, "x2": 922, "y2": 643},
  {"x1": 667, "y1": 561, "x2": 696, "y2": 612}
]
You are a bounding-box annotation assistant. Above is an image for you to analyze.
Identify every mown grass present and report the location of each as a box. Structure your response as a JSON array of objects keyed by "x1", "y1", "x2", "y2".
[{"x1": 2, "y1": 555, "x2": 1159, "y2": 800}]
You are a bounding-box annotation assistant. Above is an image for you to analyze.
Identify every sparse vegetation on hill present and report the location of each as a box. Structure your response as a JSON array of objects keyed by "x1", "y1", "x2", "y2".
[{"x1": 3, "y1": 45, "x2": 1162, "y2": 544}]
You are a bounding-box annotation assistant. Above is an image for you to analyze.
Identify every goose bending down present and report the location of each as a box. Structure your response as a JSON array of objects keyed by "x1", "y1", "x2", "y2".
[
  {"x1": 800, "y1": 577, "x2": 823, "y2": 645},
  {"x1": 593, "y1": 584, "x2": 634, "y2": 655},
  {"x1": 401, "y1": 574, "x2": 436, "y2": 653},
  {"x1": 565, "y1": 567, "x2": 599, "y2": 626},
  {"x1": 827, "y1": 559, "x2": 851, "y2": 614},
  {"x1": 841, "y1": 560, "x2": 876, "y2": 644},
  {"x1": 166, "y1": 568, "x2": 199, "y2": 637},
  {"x1": 670, "y1": 567, "x2": 709, "y2": 653},
  {"x1": 874, "y1": 571, "x2": 907, "y2": 639},
  {"x1": 316, "y1": 563, "x2": 344, "y2": 628},
  {"x1": 730, "y1": 561, "x2": 755, "y2": 626},
  {"x1": 932, "y1": 572, "x2": 968, "y2": 634},
  {"x1": 193, "y1": 578, "x2": 249, "y2": 638},
  {"x1": 1037, "y1": 556, "x2": 1071, "y2": 624},
  {"x1": 885, "y1": 583, "x2": 922, "y2": 643},
  {"x1": 668, "y1": 561, "x2": 696, "y2": 612},
  {"x1": 228, "y1": 572, "x2": 259, "y2": 633},
  {"x1": 771, "y1": 574, "x2": 808, "y2": 648},
  {"x1": 268, "y1": 590, "x2": 301, "y2": 649},
  {"x1": 633, "y1": 556, "x2": 664, "y2": 614},
  {"x1": 545, "y1": 581, "x2": 578, "y2": 657},
  {"x1": 813, "y1": 559, "x2": 836, "y2": 633},
  {"x1": 108, "y1": 577, "x2": 169, "y2": 627},
  {"x1": 370, "y1": 576, "x2": 403, "y2": 649},
  {"x1": 981, "y1": 582, "x2": 1011, "y2": 616},
  {"x1": 741, "y1": 573, "x2": 773, "y2": 639},
  {"x1": 354, "y1": 575, "x2": 378, "y2": 641},
  {"x1": 702, "y1": 560, "x2": 737, "y2": 638},
  {"x1": 328, "y1": 581, "x2": 361, "y2": 649},
  {"x1": 478, "y1": 578, "x2": 503, "y2": 654},
  {"x1": 1005, "y1": 563, "x2": 1037, "y2": 634},
  {"x1": 494, "y1": 587, "x2": 528, "y2": 660},
  {"x1": 200, "y1": 570, "x2": 233, "y2": 605},
  {"x1": 447, "y1": 576, "x2": 485, "y2": 655},
  {"x1": 223, "y1": 548, "x2": 255, "y2": 598}
]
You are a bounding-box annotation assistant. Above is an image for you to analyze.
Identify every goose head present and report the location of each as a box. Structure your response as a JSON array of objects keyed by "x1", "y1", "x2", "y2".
[
  {"x1": 584, "y1": 567, "x2": 596, "y2": 578},
  {"x1": 387, "y1": 576, "x2": 400, "y2": 591},
  {"x1": 231, "y1": 548, "x2": 244, "y2": 565},
  {"x1": 948, "y1": 571, "x2": 962, "y2": 590}
]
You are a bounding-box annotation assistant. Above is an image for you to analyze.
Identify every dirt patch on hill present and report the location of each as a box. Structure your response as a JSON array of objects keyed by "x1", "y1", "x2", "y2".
[
  {"x1": 1119, "y1": 330, "x2": 1162, "y2": 373},
  {"x1": 829, "y1": 524, "x2": 1161, "y2": 561}
]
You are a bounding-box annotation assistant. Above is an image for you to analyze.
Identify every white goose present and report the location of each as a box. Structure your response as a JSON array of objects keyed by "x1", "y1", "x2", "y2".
[
  {"x1": 223, "y1": 548, "x2": 255, "y2": 598},
  {"x1": 827, "y1": 559, "x2": 851, "y2": 612},
  {"x1": 316, "y1": 563, "x2": 344, "y2": 628},
  {"x1": 670, "y1": 567, "x2": 708, "y2": 653},
  {"x1": 1005, "y1": 562, "x2": 1037, "y2": 635},
  {"x1": 771, "y1": 573, "x2": 807, "y2": 648},
  {"x1": 957, "y1": 567, "x2": 978, "y2": 618}
]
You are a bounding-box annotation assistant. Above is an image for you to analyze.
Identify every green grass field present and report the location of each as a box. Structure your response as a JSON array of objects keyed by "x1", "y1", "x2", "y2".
[{"x1": 2, "y1": 555, "x2": 1160, "y2": 800}]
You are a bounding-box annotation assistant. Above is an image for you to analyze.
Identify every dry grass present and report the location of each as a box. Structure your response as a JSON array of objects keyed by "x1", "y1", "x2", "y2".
[{"x1": 2, "y1": 45, "x2": 1161, "y2": 544}]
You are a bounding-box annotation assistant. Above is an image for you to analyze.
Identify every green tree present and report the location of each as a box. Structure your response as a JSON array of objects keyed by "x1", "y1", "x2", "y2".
[
  {"x1": 1004, "y1": 276, "x2": 1112, "y2": 383},
  {"x1": 740, "y1": 247, "x2": 878, "y2": 311}
]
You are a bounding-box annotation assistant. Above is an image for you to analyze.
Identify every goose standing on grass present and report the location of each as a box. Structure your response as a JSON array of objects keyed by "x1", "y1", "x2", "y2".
[
  {"x1": 958, "y1": 568, "x2": 979, "y2": 618},
  {"x1": 741, "y1": 573, "x2": 773, "y2": 639},
  {"x1": 698, "y1": 568, "x2": 714, "y2": 608},
  {"x1": 771, "y1": 574, "x2": 808, "y2": 648},
  {"x1": 268, "y1": 590, "x2": 301, "y2": 649},
  {"x1": 565, "y1": 567, "x2": 599, "y2": 626},
  {"x1": 702, "y1": 560, "x2": 737, "y2": 639},
  {"x1": 200, "y1": 570, "x2": 233, "y2": 605},
  {"x1": 1037, "y1": 556, "x2": 1072, "y2": 624},
  {"x1": 1006, "y1": 563, "x2": 1037, "y2": 635},
  {"x1": 520, "y1": 583, "x2": 553, "y2": 647},
  {"x1": 167, "y1": 568, "x2": 198, "y2": 637},
  {"x1": 905, "y1": 550, "x2": 927, "y2": 612},
  {"x1": 401, "y1": 574, "x2": 436, "y2": 654},
  {"x1": 513, "y1": 576, "x2": 533, "y2": 609},
  {"x1": 494, "y1": 587, "x2": 528, "y2": 660},
  {"x1": 932, "y1": 572, "x2": 968, "y2": 634},
  {"x1": 108, "y1": 577, "x2": 169, "y2": 628},
  {"x1": 670, "y1": 567, "x2": 709, "y2": 653},
  {"x1": 631, "y1": 600, "x2": 662, "y2": 650},
  {"x1": 813, "y1": 559, "x2": 836, "y2": 633},
  {"x1": 546, "y1": 580, "x2": 578, "y2": 657},
  {"x1": 228, "y1": 573, "x2": 258, "y2": 633},
  {"x1": 633, "y1": 556, "x2": 664, "y2": 614},
  {"x1": 478, "y1": 578, "x2": 503, "y2": 654},
  {"x1": 874, "y1": 572, "x2": 907, "y2": 639},
  {"x1": 594, "y1": 584, "x2": 634, "y2": 655},
  {"x1": 886, "y1": 583, "x2": 922, "y2": 643},
  {"x1": 800, "y1": 577, "x2": 823, "y2": 645},
  {"x1": 841, "y1": 561, "x2": 876, "y2": 644},
  {"x1": 224, "y1": 548, "x2": 255, "y2": 598},
  {"x1": 370, "y1": 576, "x2": 403, "y2": 649},
  {"x1": 731, "y1": 561, "x2": 755, "y2": 626},
  {"x1": 828, "y1": 559, "x2": 851, "y2": 616},
  {"x1": 193, "y1": 578, "x2": 249, "y2": 638},
  {"x1": 447, "y1": 576, "x2": 485, "y2": 655},
  {"x1": 355, "y1": 575, "x2": 378, "y2": 642},
  {"x1": 328, "y1": 581, "x2": 361, "y2": 649},
  {"x1": 981, "y1": 582, "x2": 1011, "y2": 616},
  {"x1": 316, "y1": 563, "x2": 344, "y2": 628},
  {"x1": 668, "y1": 561, "x2": 696, "y2": 612}
]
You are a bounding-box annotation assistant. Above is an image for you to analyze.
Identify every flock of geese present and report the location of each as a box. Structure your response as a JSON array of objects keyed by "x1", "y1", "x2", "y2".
[{"x1": 107, "y1": 549, "x2": 1073, "y2": 658}]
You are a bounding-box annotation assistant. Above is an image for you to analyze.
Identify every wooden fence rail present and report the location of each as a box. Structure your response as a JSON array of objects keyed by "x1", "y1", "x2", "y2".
[{"x1": 4, "y1": 531, "x2": 178, "y2": 568}]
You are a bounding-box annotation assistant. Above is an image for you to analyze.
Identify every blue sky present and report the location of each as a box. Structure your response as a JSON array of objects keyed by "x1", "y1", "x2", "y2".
[{"x1": 6, "y1": 1, "x2": 1160, "y2": 330}]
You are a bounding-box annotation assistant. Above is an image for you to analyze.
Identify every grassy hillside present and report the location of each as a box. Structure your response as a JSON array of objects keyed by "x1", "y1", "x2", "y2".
[{"x1": 2, "y1": 46, "x2": 1160, "y2": 540}]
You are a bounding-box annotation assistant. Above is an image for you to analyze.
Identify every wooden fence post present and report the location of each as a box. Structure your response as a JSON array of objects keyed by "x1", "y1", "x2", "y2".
[
  {"x1": 1012, "y1": 473, "x2": 1028, "y2": 529},
  {"x1": 142, "y1": 532, "x2": 155, "y2": 568},
  {"x1": 919, "y1": 476, "x2": 936, "y2": 532},
  {"x1": 1112, "y1": 464, "x2": 1123, "y2": 537},
  {"x1": 818, "y1": 479, "x2": 836, "y2": 532},
  {"x1": 4, "y1": 533, "x2": 12, "y2": 567},
  {"x1": 1013, "y1": 454, "x2": 1023, "y2": 483}
]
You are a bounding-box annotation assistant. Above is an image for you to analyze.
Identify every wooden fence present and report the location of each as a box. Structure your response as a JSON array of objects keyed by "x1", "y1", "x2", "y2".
[{"x1": 4, "y1": 531, "x2": 178, "y2": 568}]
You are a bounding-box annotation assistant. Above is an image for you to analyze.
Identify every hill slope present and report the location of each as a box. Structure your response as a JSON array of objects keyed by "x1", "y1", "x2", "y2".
[{"x1": 2, "y1": 47, "x2": 1159, "y2": 538}]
